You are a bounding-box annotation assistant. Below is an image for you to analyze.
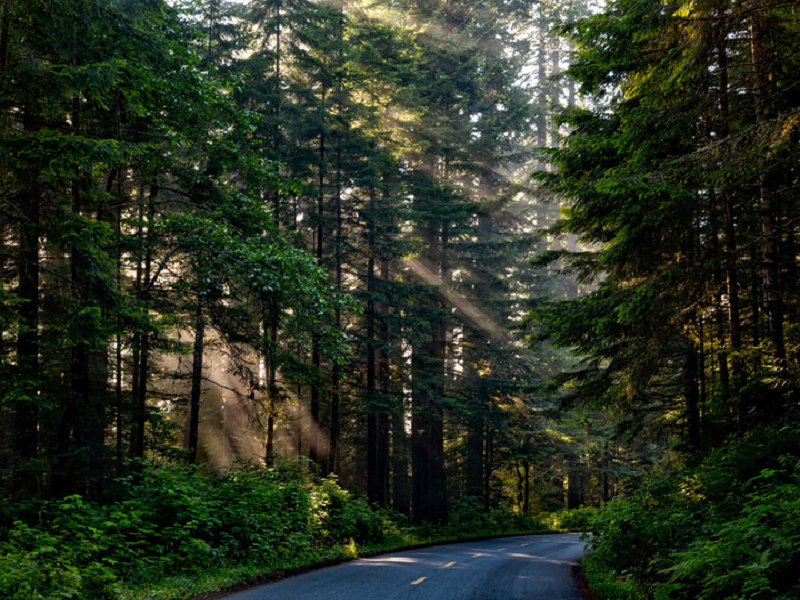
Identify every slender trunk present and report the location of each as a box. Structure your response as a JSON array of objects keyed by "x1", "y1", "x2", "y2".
[
  {"x1": 130, "y1": 187, "x2": 144, "y2": 456},
  {"x1": 750, "y1": 0, "x2": 785, "y2": 363},
  {"x1": 746, "y1": 241, "x2": 761, "y2": 356},
  {"x1": 567, "y1": 468, "x2": 581, "y2": 509},
  {"x1": 14, "y1": 181, "x2": 40, "y2": 495},
  {"x1": 0, "y1": 0, "x2": 10, "y2": 74},
  {"x1": 328, "y1": 140, "x2": 343, "y2": 476},
  {"x1": 465, "y1": 422, "x2": 484, "y2": 499},
  {"x1": 683, "y1": 337, "x2": 701, "y2": 455},
  {"x1": 115, "y1": 171, "x2": 124, "y2": 478},
  {"x1": 718, "y1": 19, "x2": 744, "y2": 391},
  {"x1": 708, "y1": 194, "x2": 731, "y2": 404},
  {"x1": 377, "y1": 261, "x2": 391, "y2": 505},
  {"x1": 272, "y1": 0, "x2": 282, "y2": 221},
  {"x1": 523, "y1": 461, "x2": 530, "y2": 515},
  {"x1": 484, "y1": 402, "x2": 494, "y2": 506},
  {"x1": 310, "y1": 86, "x2": 327, "y2": 473},
  {"x1": 535, "y1": 9, "x2": 548, "y2": 168},
  {"x1": 188, "y1": 303, "x2": 204, "y2": 463},
  {"x1": 367, "y1": 250, "x2": 378, "y2": 502},
  {"x1": 132, "y1": 187, "x2": 155, "y2": 461},
  {"x1": 391, "y1": 405, "x2": 410, "y2": 513},
  {"x1": 296, "y1": 381, "x2": 303, "y2": 457},
  {"x1": 384, "y1": 261, "x2": 409, "y2": 514},
  {"x1": 266, "y1": 318, "x2": 277, "y2": 463}
]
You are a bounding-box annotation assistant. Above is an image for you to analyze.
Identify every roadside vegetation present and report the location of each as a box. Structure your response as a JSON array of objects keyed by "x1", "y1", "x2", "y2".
[{"x1": 582, "y1": 425, "x2": 800, "y2": 600}]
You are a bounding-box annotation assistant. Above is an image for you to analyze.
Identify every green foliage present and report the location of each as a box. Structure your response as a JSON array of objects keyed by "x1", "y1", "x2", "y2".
[
  {"x1": 0, "y1": 463, "x2": 386, "y2": 599},
  {"x1": 310, "y1": 478, "x2": 385, "y2": 544},
  {"x1": 541, "y1": 507, "x2": 599, "y2": 532},
  {"x1": 584, "y1": 428, "x2": 800, "y2": 600}
]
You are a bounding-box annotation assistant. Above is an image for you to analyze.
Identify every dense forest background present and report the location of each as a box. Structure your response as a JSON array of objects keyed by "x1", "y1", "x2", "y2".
[
  {"x1": 2, "y1": 0, "x2": 800, "y2": 599},
  {"x1": 0, "y1": 0, "x2": 625, "y2": 521}
]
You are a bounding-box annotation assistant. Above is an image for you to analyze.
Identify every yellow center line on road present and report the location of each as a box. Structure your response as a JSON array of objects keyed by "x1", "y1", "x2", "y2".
[
  {"x1": 443, "y1": 562, "x2": 455, "y2": 568},
  {"x1": 411, "y1": 577, "x2": 427, "y2": 585}
]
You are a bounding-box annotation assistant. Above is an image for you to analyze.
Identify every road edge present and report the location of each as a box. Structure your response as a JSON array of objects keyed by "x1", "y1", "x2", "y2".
[{"x1": 572, "y1": 562, "x2": 601, "y2": 600}]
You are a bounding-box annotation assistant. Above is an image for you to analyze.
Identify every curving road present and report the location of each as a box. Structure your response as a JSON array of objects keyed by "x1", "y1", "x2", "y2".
[{"x1": 223, "y1": 534, "x2": 586, "y2": 600}]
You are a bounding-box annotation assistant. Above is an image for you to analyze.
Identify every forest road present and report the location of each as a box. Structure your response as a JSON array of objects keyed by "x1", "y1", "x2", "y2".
[{"x1": 222, "y1": 533, "x2": 587, "y2": 600}]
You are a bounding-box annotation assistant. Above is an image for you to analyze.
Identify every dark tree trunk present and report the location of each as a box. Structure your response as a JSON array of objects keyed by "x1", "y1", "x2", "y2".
[
  {"x1": 188, "y1": 303, "x2": 204, "y2": 463},
  {"x1": 683, "y1": 337, "x2": 701, "y2": 455},
  {"x1": 131, "y1": 187, "x2": 155, "y2": 461},
  {"x1": 14, "y1": 182, "x2": 40, "y2": 495},
  {"x1": 750, "y1": 0, "x2": 785, "y2": 364},
  {"x1": 391, "y1": 406, "x2": 410, "y2": 514},
  {"x1": 410, "y1": 215, "x2": 448, "y2": 524},
  {"x1": 69, "y1": 174, "x2": 110, "y2": 499},
  {"x1": 411, "y1": 373, "x2": 447, "y2": 524},
  {"x1": 329, "y1": 144, "x2": 343, "y2": 476},
  {"x1": 567, "y1": 469, "x2": 581, "y2": 509},
  {"x1": 266, "y1": 317, "x2": 278, "y2": 464},
  {"x1": 310, "y1": 85, "x2": 327, "y2": 474},
  {"x1": 376, "y1": 260, "x2": 391, "y2": 505},
  {"x1": 465, "y1": 421, "x2": 484, "y2": 500},
  {"x1": 367, "y1": 250, "x2": 378, "y2": 502}
]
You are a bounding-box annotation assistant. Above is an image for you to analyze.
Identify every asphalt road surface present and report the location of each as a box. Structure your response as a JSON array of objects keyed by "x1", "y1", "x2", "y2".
[{"x1": 224, "y1": 534, "x2": 587, "y2": 600}]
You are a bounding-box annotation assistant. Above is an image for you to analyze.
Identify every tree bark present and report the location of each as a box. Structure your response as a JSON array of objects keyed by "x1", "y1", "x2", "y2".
[
  {"x1": 750, "y1": 0, "x2": 785, "y2": 363},
  {"x1": 683, "y1": 337, "x2": 701, "y2": 455},
  {"x1": 131, "y1": 186, "x2": 155, "y2": 461},
  {"x1": 14, "y1": 180, "x2": 40, "y2": 495},
  {"x1": 188, "y1": 303, "x2": 204, "y2": 464}
]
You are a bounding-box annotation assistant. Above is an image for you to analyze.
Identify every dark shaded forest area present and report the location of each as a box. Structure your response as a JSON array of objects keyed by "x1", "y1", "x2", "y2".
[{"x1": 1, "y1": 0, "x2": 799, "y2": 599}]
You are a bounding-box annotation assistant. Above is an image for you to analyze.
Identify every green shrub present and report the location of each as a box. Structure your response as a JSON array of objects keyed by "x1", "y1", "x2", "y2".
[
  {"x1": 541, "y1": 506, "x2": 600, "y2": 532},
  {"x1": 0, "y1": 506, "x2": 119, "y2": 600},
  {"x1": 0, "y1": 462, "x2": 393, "y2": 599},
  {"x1": 311, "y1": 478, "x2": 386, "y2": 544}
]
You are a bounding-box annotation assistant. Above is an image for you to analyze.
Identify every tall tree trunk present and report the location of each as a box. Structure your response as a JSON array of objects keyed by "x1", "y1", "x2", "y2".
[
  {"x1": 188, "y1": 302, "x2": 204, "y2": 464},
  {"x1": 523, "y1": 461, "x2": 531, "y2": 515},
  {"x1": 376, "y1": 260, "x2": 391, "y2": 505},
  {"x1": 309, "y1": 85, "x2": 327, "y2": 474},
  {"x1": 391, "y1": 404, "x2": 410, "y2": 514},
  {"x1": 329, "y1": 142, "x2": 343, "y2": 476},
  {"x1": 388, "y1": 259, "x2": 410, "y2": 514},
  {"x1": 683, "y1": 336, "x2": 701, "y2": 455},
  {"x1": 750, "y1": 0, "x2": 785, "y2": 363},
  {"x1": 266, "y1": 316, "x2": 278, "y2": 464},
  {"x1": 567, "y1": 468, "x2": 581, "y2": 509},
  {"x1": 367, "y1": 248, "x2": 378, "y2": 502},
  {"x1": 716, "y1": 24, "x2": 742, "y2": 394},
  {"x1": 535, "y1": 7, "x2": 548, "y2": 169},
  {"x1": 14, "y1": 181, "x2": 40, "y2": 495},
  {"x1": 484, "y1": 401, "x2": 494, "y2": 506},
  {"x1": 131, "y1": 186, "x2": 155, "y2": 461},
  {"x1": 69, "y1": 172, "x2": 110, "y2": 499},
  {"x1": 411, "y1": 217, "x2": 447, "y2": 524},
  {"x1": 0, "y1": 0, "x2": 10, "y2": 74}
]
